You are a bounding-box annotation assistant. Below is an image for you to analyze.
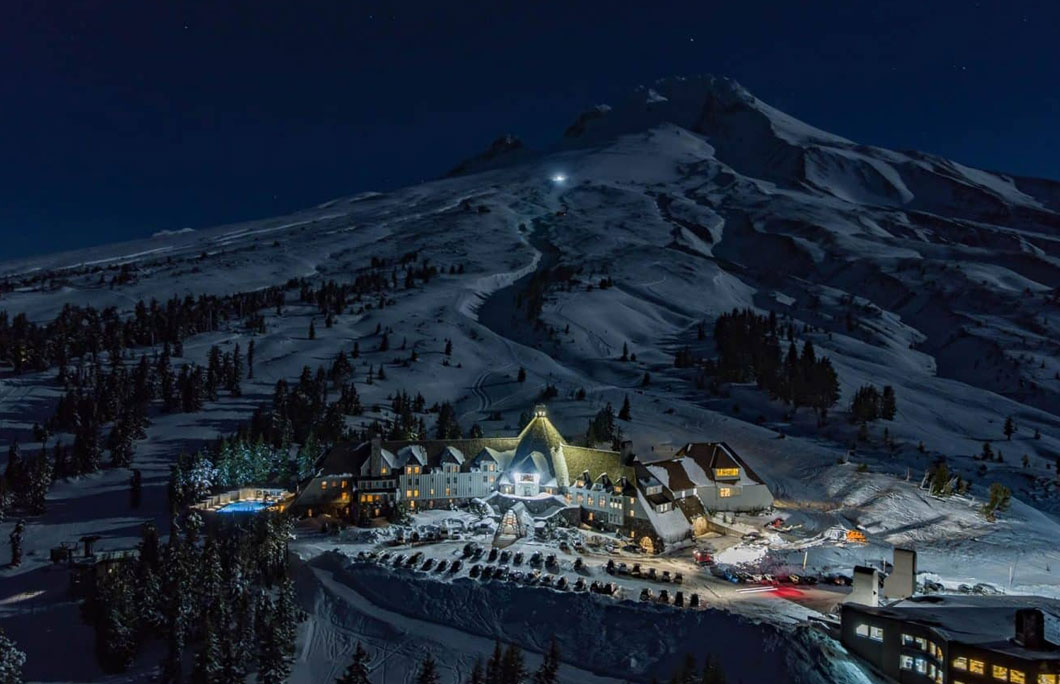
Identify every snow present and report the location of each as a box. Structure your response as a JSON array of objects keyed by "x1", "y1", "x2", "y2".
[{"x1": 3, "y1": 73, "x2": 1060, "y2": 681}]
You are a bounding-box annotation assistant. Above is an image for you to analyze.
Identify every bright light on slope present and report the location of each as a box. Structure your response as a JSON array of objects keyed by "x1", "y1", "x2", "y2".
[{"x1": 551, "y1": 174, "x2": 567, "y2": 183}]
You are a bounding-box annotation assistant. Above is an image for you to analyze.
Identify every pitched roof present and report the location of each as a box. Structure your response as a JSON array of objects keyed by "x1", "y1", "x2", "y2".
[{"x1": 674, "y1": 442, "x2": 767, "y2": 485}]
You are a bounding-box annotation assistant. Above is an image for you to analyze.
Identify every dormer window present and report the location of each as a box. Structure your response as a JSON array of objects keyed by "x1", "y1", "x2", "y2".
[
  {"x1": 381, "y1": 466, "x2": 388, "y2": 475},
  {"x1": 715, "y1": 467, "x2": 740, "y2": 479}
]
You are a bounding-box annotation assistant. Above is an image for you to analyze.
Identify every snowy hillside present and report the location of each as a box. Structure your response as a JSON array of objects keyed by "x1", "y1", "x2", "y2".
[{"x1": 3, "y1": 75, "x2": 1060, "y2": 681}]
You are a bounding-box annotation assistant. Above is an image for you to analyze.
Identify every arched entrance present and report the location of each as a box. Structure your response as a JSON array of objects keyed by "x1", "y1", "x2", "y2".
[
  {"x1": 692, "y1": 516, "x2": 709, "y2": 537},
  {"x1": 639, "y1": 535, "x2": 655, "y2": 555}
]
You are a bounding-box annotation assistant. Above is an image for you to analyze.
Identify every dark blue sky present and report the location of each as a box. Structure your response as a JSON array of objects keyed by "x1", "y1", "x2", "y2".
[{"x1": 2, "y1": 1, "x2": 1058, "y2": 258}]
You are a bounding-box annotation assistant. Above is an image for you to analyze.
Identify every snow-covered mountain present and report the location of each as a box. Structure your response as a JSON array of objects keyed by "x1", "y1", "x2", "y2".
[{"x1": 4, "y1": 75, "x2": 1060, "y2": 682}]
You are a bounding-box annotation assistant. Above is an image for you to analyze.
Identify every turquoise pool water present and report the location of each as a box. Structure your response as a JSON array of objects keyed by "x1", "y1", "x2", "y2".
[{"x1": 217, "y1": 500, "x2": 272, "y2": 514}]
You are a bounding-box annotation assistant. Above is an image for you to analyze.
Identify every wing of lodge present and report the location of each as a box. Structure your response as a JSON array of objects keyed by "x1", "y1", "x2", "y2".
[{"x1": 290, "y1": 405, "x2": 773, "y2": 553}]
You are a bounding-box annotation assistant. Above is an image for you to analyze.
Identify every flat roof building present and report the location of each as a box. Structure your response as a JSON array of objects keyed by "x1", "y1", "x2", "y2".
[{"x1": 842, "y1": 595, "x2": 1060, "y2": 684}]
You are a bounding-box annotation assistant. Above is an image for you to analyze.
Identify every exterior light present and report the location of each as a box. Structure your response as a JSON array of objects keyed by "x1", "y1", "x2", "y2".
[{"x1": 551, "y1": 174, "x2": 567, "y2": 183}]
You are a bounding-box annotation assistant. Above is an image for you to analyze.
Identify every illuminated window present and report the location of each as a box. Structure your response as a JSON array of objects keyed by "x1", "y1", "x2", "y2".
[
  {"x1": 413, "y1": 489, "x2": 420, "y2": 497},
  {"x1": 381, "y1": 467, "x2": 388, "y2": 475},
  {"x1": 993, "y1": 665, "x2": 1009, "y2": 681},
  {"x1": 953, "y1": 657, "x2": 968, "y2": 671},
  {"x1": 915, "y1": 637, "x2": 927, "y2": 651},
  {"x1": 320, "y1": 481, "x2": 327, "y2": 490},
  {"x1": 445, "y1": 488, "x2": 451, "y2": 496},
  {"x1": 855, "y1": 624, "x2": 869, "y2": 637},
  {"x1": 902, "y1": 634, "x2": 915, "y2": 646},
  {"x1": 869, "y1": 626, "x2": 884, "y2": 642},
  {"x1": 576, "y1": 495, "x2": 583, "y2": 504},
  {"x1": 900, "y1": 655, "x2": 915, "y2": 671},
  {"x1": 410, "y1": 501, "x2": 415, "y2": 509},
  {"x1": 714, "y1": 468, "x2": 739, "y2": 478},
  {"x1": 629, "y1": 509, "x2": 634, "y2": 517},
  {"x1": 405, "y1": 489, "x2": 412, "y2": 498},
  {"x1": 915, "y1": 658, "x2": 927, "y2": 675},
  {"x1": 1038, "y1": 675, "x2": 1058, "y2": 684},
  {"x1": 1010, "y1": 671, "x2": 1025, "y2": 684},
  {"x1": 587, "y1": 496, "x2": 594, "y2": 506},
  {"x1": 969, "y1": 660, "x2": 985, "y2": 675},
  {"x1": 719, "y1": 487, "x2": 734, "y2": 498}
]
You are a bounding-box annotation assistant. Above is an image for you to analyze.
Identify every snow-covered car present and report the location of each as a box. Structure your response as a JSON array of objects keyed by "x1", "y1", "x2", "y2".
[
  {"x1": 573, "y1": 558, "x2": 585, "y2": 572},
  {"x1": 494, "y1": 566, "x2": 509, "y2": 581},
  {"x1": 631, "y1": 564, "x2": 642, "y2": 578},
  {"x1": 573, "y1": 578, "x2": 587, "y2": 592},
  {"x1": 545, "y1": 554, "x2": 558, "y2": 568},
  {"x1": 513, "y1": 552, "x2": 524, "y2": 565},
  {"x1": 657, "y1": 589, "x2": 670, "y2": 604},
  {"x1": 606, "y1": 559, "x2": 616, "y2": 574},
  {"x1": 617, "y1": 562, "x2": 629, "y2": 575},
  {"x1": 510, "y1": 571, "x2": 524, "y2": 583},
  {"x1": 661, "y1": 570, "x2": 671, "y2": 583},
  {"x1": 499, "y1": 550, "x2": 512, "y2": 564},
  {"x1": 539, "y1": 575, "x2": 553, "y2": 587},
  {"x1": 488, "y1": 548, "x2": 499, "y2": 562},
  {"x1": 421, "y1": 558, "x2": 435, "y2": 571},
  {"x1": 470, "y1": 564, "x2": 482, "y2": 578},
  {"x1": 555, "y1": 577, "x2": 568, "y2": 591},
  {"x1": 449, "y1": 560, "x2": 461, "y2": 573},
  {"x1": 529, "y1": 552, "x2": 542, "y2": 566},
  {"x1": 647, "y1": 568, "x2": 658, "y2": 581},
  {"x1": 639, "y1": 588, "x2": 653, "y2": 602},
  {"x1": 435, "y1": 559, "x2": 447, "y2": 572},
  {"x1": 673, "y1": 572, "x2": 683, "y2": 585},
  {"x1": 673, "y1": 591, "x2": 684, "y2": 607}
]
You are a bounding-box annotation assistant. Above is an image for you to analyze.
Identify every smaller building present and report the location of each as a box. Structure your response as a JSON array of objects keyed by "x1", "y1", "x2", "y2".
[{"x1": 842, "y1": 595, "x2": 1060, "y2": 684}]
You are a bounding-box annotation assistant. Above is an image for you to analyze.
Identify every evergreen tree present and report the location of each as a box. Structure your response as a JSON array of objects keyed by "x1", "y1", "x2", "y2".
[
  {"x1": 191, "y1": 614, "x2": 223, "y2": 684},
  {"x1": 467, "y1": 658, "x2": 484, "y2": 684},
  {"x1": 434, "y1": 403, "x2": 463, "y2": 440},
  {"x1": 9, "y1": 520, "x2": 24, "y2": 567},
  {"x1": 618, "y1": 395, "x2": 632, "y2": 422},
  {"x1": 444, "y1": 339, "x2": 453, "y2": 357},
  {"x1": 486, "y1": 642, "x2": 503, "y2": 684},
  {"x1": 620, "y1": 342, "x2": 629, "y2": 362},
  {"x1": 247, "y1": 339, "x2": 255, "y2": 379},
  {"x1": 700, "y1": 654, "x2": 727, "y2": 684},
  {"x1": 1004, "y1": 416, "x2": 1016, "y2": 440},
  {"x1": 336, "y1": 642, "x2": 371, "y2": 684},
  {"x1": 517, "y1": 367, "x2": 526, "y2": 383},
  {"x1": 671, "y1": 653, "x2": 697, "y2": 684},
  {"x1": 416, "y1": 653, "x2": 441, "y2": 684},
  {"x1": 532, "y1": 638, "x2": 560, "y2": 684},
  {"x1": 130, "y1": 469, "x2": 142, "y2": 509},
  {"x1": 0, "y1": 628, "x2": 26, "y2": 684},
  {"x1": 309, "y1": 319, "x2": 316, "y2": 340},
  {"x1": 880, "y1": 385, "x2": 897, "y2": 420},
  {"x1": 500, "y1": 643, "x2": 526, "y2": 684}
]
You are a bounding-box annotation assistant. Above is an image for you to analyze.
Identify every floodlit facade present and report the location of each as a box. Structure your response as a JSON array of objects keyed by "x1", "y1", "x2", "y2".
[{"x1": 292, "y1": 405, "x2": 773, "y2": 552}]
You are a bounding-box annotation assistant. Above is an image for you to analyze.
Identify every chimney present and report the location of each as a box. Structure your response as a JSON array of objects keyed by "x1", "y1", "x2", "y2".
[
  {"x1": 369, "y1": 435, "x2": 383, "y2": 475},
  {"x1": 620, "y1": 440, "x2": 634, "y2": 464}
]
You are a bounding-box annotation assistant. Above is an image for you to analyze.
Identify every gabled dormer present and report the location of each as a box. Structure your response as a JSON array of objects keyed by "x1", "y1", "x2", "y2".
[
  {"x1": 440, "y1": 446, "x2": 465, "y2": 473},
  {"x1": 593, "y1": 473, "x2": 612, "y2": 492},
  {"x1": 472, "y1": 448, "x2": 500, "y2": 473},
  {"x1": 574, "y1": 470, "x2": 591, "y2": 489},
  {"x1": 398, "y1": 445, "x2": 427, "y2": 474}
]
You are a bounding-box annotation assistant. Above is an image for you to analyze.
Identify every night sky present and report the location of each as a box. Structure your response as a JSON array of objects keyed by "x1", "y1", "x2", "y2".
[{"x1": 3, "y1": 1, "x2": 1058, "y2": 258}]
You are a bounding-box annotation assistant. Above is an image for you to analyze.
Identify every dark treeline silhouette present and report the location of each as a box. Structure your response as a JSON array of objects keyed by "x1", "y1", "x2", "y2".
[{"x1": 710, "y1": 308, "x2": 840, "y2": 417}]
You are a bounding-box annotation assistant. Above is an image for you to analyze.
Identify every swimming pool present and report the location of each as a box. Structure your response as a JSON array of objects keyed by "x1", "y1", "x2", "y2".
[{"x1": 216, "y1": 500, "x2": 273, "y2": 514}]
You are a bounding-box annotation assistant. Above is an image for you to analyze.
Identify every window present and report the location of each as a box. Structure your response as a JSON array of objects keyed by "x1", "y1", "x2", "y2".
[
  {"x1": 405, "y1": 489, "x2": 412, "y2": 498},
  {"x1": 953, "y1": 657, "x2": 968, "y2": 671},
  {"x1": 719, "y1": 487, "x2": 734, "y2": 498},
  {"x1": 629, "y1": 509, "x2": 634, "y2": 517},
  {"x1": 413, "y1": 489, "x2": 420, "y2": 497},
  {"x1": 715, "y1": 468, "x2": 740, "y2": 478},
  {"x1": 855, "y1": 624, "x2": 869, "y2": 638},
  {"x1": 915, "y1": 637, "x2": 927, "y2": 651},
  {"x1": 869, "y1": 626, "x2": 884, "y2": 642},
  {"x1": 915, "y1": 658, "x2": 927, "y2": 674},
  {"x1": 902, "y1": 633, "x2": 916, "y2": 646},
  {"x1": 900, "y1": 655, "x2": 915, "y2": 671},
  {"x1": 445, "y1": 488, "x2": 451, "y2": 496},
  {"x1": 993, "y1": 665, "x2": 1008, "y2": 681},
  {"x1": 587, "y1": 496, "x2": 594, "y2": 507},
  {"x1": 341, "y1": 480, "x2": 348, "y2": 488},
  {"x1": 1038, "y1": 676, "x2": 1058, "y2": 684},
  {"x1": 320, "y1": 481, "x2": 327, "y2": 490},
  {"x1": 969, "y1": 660, "x2": 985, "y2": 675},
  {"x1": 381, "y1": 467, "x2": 388, "y2": 475},
  {"x1": 429, "y1": 489, "x2": 434, "y2": 496},
  {"x1": 1010, "y1": 671, "x2": 1025, "y2": 684}
]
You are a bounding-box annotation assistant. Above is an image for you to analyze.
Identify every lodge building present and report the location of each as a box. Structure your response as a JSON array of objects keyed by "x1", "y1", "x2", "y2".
[
  {"x1": 292, "y1": 405, "x2": 773, "y2": 552},
  {"x1": 842, "y1": 596, "x2": 1060, "y2": 684}
]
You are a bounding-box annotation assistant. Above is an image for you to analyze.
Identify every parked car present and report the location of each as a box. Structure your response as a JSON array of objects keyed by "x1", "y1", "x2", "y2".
[
  {"x1": 673, "y1": 572, "x2": 684, "y2": 585},
  {"x1": 500, "y1": 550, "x2": 512, "y2": 564},
  {"x1": 480, "y1": 566, "x2": 493, "y2": 580},
  {"x1": 673, "y1": 591, "x2": 684, "y2": 607},
  {"x1": 530, "y1": 552, "x2": 543, "y2": 566},
  {"x1": 470, "y1": 564, "x2": 482, "y2": 578},
  {"x1": 450, "y1": 560, "x2": 462, "y2": 573},
  {"x1": 640, "y1": 588, "x2": 653, "y2": 602},
  {"x1": 556, "y1": 577, "x2": 568, "y2": 591},
  {"x1": 689, "y1": 593, "x2": 700, "y2": 608},
  {"x1": 590, "y1": 581, "x2": 602, "y2": 593},
  {"x1": 472, "y1": 547, "x2": 485, "y2": 560},
  {"x1": 631, "y1": 564, "x2": 643, "y2": 578},
  {"x1": 606, "y1": 559, "x2": 616, "y2": 574},
  {"x1": 540, "y1": 575, "x2": 554, "y2": 587},
  {"x1": 661, "y1": 570, "x2": 671, "y2": 583},
  {"x1": 573, "y1": 578, "x2": 587, "y2": 592},
  {"x1": 510, "y1": 571, "x2": 524, "y2": 583},
  {"x1": 462, "y1": 543, "x2": 477, "y2": 558},
  {"x1": 573, "y1": 558, "x2": 585, "y2": 572},
  {"x1": 421, "y1": 558, "x2": 435, "y2": 571},
  {"x1": 647, "y1": 568, "x2": 658, "y2": 581},
  {"x1": 558, "y1": 540, "x2": 570, "y2": 552},
  {"x1": 488, "y1": 548, "x2": 499, "y2": 562},
  {"x1": 436, "y1": 559, "x2": 448, "y2": 572},
  {"x1": 546, "y1": 554, "x2": 558, "y2": 568},
  {"x1": 657, "y1": 589, "x2": 670, "y2": 604},
  {"x1": 513, "y1": 552, "x2": 524, "y2": 565}
]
